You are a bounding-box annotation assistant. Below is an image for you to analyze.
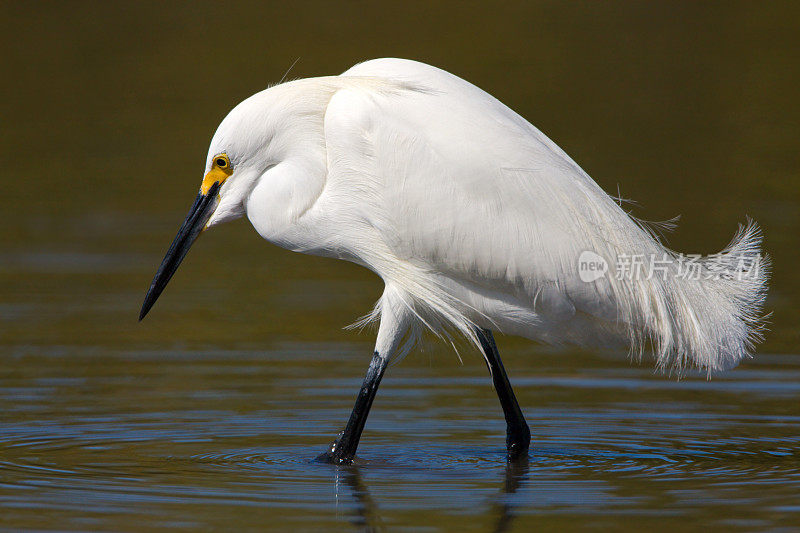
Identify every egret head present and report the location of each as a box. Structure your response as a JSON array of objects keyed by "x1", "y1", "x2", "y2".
[
  {"x1": 138, "y1": 92, "x2": 277, "y2": 321},
  {"x1": 138, "y1": 80, "x2": 333, "y2": 321}
]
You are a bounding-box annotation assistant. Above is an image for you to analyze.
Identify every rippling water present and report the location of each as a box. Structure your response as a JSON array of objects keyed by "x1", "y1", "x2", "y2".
[
  {"x1": 2, "y1": 1, "x2": 799, "y2": 531},
  {"x1": 2, "y1": 343, "x2": 799, "y2": 530}
]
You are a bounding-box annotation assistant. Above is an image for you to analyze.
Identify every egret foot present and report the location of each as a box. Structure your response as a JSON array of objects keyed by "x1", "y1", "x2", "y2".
[
  {"x1": 315, "y1": 433, "x2": 356, "y2": 465},
  {"x1": 506, "y1": 425, "x2": 531, "y2": 462}
]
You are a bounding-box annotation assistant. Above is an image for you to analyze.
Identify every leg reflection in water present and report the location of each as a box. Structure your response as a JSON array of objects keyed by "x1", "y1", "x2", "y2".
[
  {"x1": 492, "y1": 457, "x2": 531, "y2": 533},
  {"x1": 331, "y1": 457, "x2": 530, "y2": 532},
  {"x1": 335, "y1": 465, "x2": 384, "y2": 533}
]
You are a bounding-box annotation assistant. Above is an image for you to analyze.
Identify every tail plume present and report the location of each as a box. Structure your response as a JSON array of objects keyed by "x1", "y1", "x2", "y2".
[{"x1": 627, "y1": 219, "x2": 770, "y2": 374}]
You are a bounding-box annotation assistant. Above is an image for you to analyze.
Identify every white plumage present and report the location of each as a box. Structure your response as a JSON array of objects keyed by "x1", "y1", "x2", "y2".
[{"x1": 194, "y1": 58, "x2": 769, "y2": 373}]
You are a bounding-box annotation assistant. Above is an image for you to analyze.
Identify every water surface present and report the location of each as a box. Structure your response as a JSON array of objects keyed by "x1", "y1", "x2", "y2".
[{"x1": 2, "y1": 341, "x2": 799, "y2": 531}]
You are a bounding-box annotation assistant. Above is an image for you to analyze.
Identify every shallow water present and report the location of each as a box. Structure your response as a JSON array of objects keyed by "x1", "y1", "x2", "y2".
[
  {"x1": 2, "y1": 343, "x2": 800, "y2": 531},
  {"x1": 2, "y1": 2, "x2": 799, "y2": 531}
]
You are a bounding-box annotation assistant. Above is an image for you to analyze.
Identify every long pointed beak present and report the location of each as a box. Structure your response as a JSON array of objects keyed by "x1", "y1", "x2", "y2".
[{"x1": 139, "y1": 181, "x2": 221, "y2": 321}]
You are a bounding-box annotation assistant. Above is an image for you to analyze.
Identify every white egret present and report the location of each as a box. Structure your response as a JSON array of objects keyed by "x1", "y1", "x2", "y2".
[{"x1": 140, "y1": 58, "x2": 769, "y2": 464}]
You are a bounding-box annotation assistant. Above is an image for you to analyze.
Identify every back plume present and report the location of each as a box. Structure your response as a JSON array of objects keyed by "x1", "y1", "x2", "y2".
[{"x1": 330, "y1": 59, "x2": 770, "y2": 374}]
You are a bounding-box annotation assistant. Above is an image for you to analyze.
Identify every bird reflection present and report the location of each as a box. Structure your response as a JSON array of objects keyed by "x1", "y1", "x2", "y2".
[
  {"x1": 335, "y1": 465, "x2": 384, "y2": 533},
  {"x1": 333, "y1": 456, "x2": 530, "y2": 533},
  {"x1": 491, "y1": 456, "x2": 530, "y2": 533}
]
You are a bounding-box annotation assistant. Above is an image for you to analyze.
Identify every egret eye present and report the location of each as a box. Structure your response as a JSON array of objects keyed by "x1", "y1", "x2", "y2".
[{"x1": 215, "y1": 157, "x2": 228, "y2": 168}]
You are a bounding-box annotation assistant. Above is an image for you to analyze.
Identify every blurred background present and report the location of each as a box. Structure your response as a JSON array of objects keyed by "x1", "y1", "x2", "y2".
[
  {"x1": 1, "y1": 1, "x2": 798, "y2": 531},
  {"x1": 2, "y1": 0, "x2": 797, "y2": 350}
]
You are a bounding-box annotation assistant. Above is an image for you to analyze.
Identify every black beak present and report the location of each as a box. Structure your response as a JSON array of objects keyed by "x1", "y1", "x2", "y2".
[{"x1": 139, "y1": 182, "x2": 221, "y2": 321}]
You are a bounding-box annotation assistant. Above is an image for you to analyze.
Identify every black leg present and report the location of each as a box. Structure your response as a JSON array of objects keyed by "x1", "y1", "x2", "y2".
[
  {"x1": 317, "y1": 351, "x2": 388, "y2": 465},
  {"x1": 476, "y1": 328, "x2": 531, "y2": 460}
]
